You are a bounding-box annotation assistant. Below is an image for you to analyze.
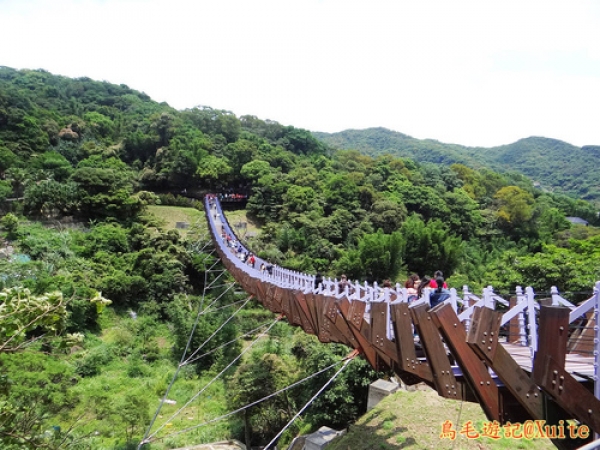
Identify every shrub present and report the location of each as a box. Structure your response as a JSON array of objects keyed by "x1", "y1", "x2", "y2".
[
  {"x1": 126, "y1": 354, "x2": 147, "y2": 378},
  {"x1": 75, "y1": 345, "x2": 114, "y2": 377}
]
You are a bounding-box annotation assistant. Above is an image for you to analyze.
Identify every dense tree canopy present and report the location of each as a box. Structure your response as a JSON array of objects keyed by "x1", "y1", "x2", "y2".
[
  {"x1": 315, "y1": 127, "x2": 600, "y2": 204},
  {"x1": 2, "y1": 66, "x2": 600, "y2": 450}
]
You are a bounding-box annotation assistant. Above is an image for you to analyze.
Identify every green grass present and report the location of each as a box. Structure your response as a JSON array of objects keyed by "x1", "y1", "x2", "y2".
[
  {"x1": 145, "y1": 205, "x2": 207, "y2": 238},
  {"x1": 61, "y1": 310, "x2": 235, "y2": 450},
  {"x1": 144, "y1": 205, "x2": 260, "y2": 242},
  {"x1": 327, "y1": 388, "x2": 553, "y2": 450},
  {"x1": 222, "y1": 209, "x2": 261, "y2": 237}
]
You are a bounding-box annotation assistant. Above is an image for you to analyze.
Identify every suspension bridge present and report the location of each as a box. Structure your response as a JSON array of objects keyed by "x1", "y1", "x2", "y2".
[{"x1": 141, "y1": 195, "x2": 600, "y2": 450}]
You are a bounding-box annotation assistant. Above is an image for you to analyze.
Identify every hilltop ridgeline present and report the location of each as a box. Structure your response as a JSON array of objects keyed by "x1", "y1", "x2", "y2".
[{"x1": 314, "y1": 127, "x2": 600, "y2": 203}]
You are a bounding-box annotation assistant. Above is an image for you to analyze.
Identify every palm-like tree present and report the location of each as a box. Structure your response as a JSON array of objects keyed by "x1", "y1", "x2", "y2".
[{"x1": 5, "y1": 167, "x2": 29, "y2": 198}]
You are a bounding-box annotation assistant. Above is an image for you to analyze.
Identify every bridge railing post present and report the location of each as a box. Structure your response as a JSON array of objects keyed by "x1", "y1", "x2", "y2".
[
  {"x1": 422, "y1": 288, "x2": 431, "y2": 307},
  {"x1": 326, "y1": 277, "x2": 334, "y2": 294},
  {"x1": 515, "y1": 286, "x2": 527, "y2": 347},
  {"x1": 304, "y1": 273, "x2": 312, "y2": 290},
  {"x1": 483, "y1": 286, "x2": 495, "y2": 309},
  {"x1": 393, "y1": 283, "x2": 402, "y2": 302},
  {"x1": 449, "y1": 288, "x2": 458, "y2": 313},
  {"x1": 462, "y1": 285, "x2": 471, "y2": 333},
  {"x1": 550, "y1": 285, "x2": 575, "y2": 308},
  {"x1": 525, "y1": 286, "x2": 538, "y2": 359},
  {"x1": 386, "y1": 300, "x2": 395, "y2": 341},
  {"x1": 351, "y1": 281, "x2": 361, "y2": 300},
  {"x1": 399, "y1": 286, "x2": 409, "y2": 303},
  {"x1": 286, "y1": 271, "x2": 293, "y2": 288}
]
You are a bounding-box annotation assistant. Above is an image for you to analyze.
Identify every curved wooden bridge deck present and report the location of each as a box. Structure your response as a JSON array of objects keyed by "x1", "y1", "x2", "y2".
[{"x1": 204, "y1": 196, "x2": 600, "y2": 449}]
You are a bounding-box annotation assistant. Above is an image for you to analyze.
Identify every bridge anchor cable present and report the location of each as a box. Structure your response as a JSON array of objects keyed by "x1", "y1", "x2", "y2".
[
  {"x1": 264, "y1": 352, "x2": 358, "y2": 450},
  {"x1": 142, "y1": 358, "x2": 347, "y2": 444},
  {"x1": 141, "y1": 315, "x2": 282, "y2": 445}
]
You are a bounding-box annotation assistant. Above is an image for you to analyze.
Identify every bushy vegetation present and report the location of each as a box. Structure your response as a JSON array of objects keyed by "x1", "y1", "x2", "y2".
[
  {"x1": 1, "y1": 66, "x2": 600, "y2": 449},
  {"x1": 244, "y1": 149, "x2": 599, "y2": 293},
  {"x1": 314, "y1": 127, "x2": 600, "y2": 204}
]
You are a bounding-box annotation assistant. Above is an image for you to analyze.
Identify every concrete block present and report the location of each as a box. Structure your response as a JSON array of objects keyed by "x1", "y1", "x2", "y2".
[
  {"x1": 367, "y1": 379, "x2": 399, "y2": 411},
  {"x1": 304, "y1": 426, "x2": 343, "y2": 450}
]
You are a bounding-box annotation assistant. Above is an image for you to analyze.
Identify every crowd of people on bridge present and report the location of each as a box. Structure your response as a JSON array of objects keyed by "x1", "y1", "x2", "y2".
[
  {"x1": 209, "y1": 194, "x2": 451, "y2": 308},
  {"x1": 216, "y1": 212, "x2": 276, "y2": 277},
  {"x1": 315, "y1": 269, "x2": 451, "y2": 307},
  {"x1": 405, "y1": 270, "x2": 450, "y2": 307},
  {"x1": 217, "y1": 193, "x2": 248, "y2": 202}
]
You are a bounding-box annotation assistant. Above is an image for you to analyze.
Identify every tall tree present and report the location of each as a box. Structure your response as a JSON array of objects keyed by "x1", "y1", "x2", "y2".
[
  {"x1": 401, "y1": 214, "x2": 463, "y2": 277},
  {"x1": 494, "y1": 186, "x2": 535, "y2": 226}
]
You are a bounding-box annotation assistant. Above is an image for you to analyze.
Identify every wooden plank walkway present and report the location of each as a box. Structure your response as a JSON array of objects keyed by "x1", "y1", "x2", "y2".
[{"x1": 502, "y1": 342, "x2": 596, "y2": 378}]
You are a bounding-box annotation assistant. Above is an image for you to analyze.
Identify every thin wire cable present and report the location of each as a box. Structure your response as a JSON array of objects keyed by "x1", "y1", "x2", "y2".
[
  {"x1": 201, "y1": 296, "x2": 253, "y2": 314},
  {"x1": 452, "y1": 399, "x2": 465, "y2": 449},
  {"x1": 142, "y1": 316, "x2": 282, "y2": 444},
  {"x1": 183, "y1": 295, "x2": 253, "y2": 365},
  {"x1": 264, "y1": 355, "x2": 355, "y2": 450},
  {"x1": 188, "y1": 239, "x2": 213, "y2": 256},
  {"x1": 206, "y1": 267, "x2": 228, "y2": 290},
  {"x1": 202, "y1": 282, "x2": 236, "y2": 290},
  {"x1": 184, "y1": 320, "x2": 273, "y2": 366},
  {"x1": 139, "y1": 264, "x2": 212, "y2": 450},
  {"x1": 146, "y1": 359, "x2": 345, "y2": 443},
  {"x1": 197, "y1": 282, "x2": 236, "y2": 316},
  {"x1": 204, "y1": 257, "x2": 221, "y2": 276},
  {"x1": 198, "y1": 278, "x2": 233, "y2": 314}
]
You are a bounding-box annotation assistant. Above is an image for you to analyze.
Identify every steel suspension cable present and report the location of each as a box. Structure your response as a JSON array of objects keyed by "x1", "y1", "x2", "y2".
[
  {"x1": 141, "y1": 315, "x2": 282, "y2": 444},
  {"x1": 139, "y1": 262, "x2": 213, "y2": 449},
  {"x1": 264, "y1": 354, "x2": 357, "y2": 450},
  {"x1": 200, "y1": 296, "x2": 252, "y2": 315},
  {"x1": 144, "y1": 358, "x2": 346, "y2": 443},
  {"x1": 205, "y1": 265, "x2": 228, "y2": 290},
  {"x1": 141, "y1": 229, "x2": 235, "y2": 448},
  {"x1": 188, "y1": 238, "x2": 213, "y2": 256},
  {"x1": 203, "y1": 256, "x2": 222, "y2": 277},
  {"x1": 183, "y1": 294, "x2": 254, "y2": 365},
  {"x1": 184, "y1": 320, "x2": 273, "y2": 366},
  {"x1": 198, "y1": 279, "x2": 235, "y2": 314}
]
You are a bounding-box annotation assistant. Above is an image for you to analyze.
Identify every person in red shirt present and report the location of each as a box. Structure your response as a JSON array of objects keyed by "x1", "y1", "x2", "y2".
[{"x1": 429, "y1": 270, "x2": 448, "y2": 289}]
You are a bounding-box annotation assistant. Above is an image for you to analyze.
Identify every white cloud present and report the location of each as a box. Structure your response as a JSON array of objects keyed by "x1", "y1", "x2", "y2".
[{"x1": 1, "y1": 0, "x2": 599, "y2": 147}]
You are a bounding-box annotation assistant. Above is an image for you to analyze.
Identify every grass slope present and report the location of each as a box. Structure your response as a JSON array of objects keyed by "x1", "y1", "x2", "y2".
[
  {"x1": 327, "y1": 387, "x2": 552, "y2": 450},
  {"x1": 222, "y1": 209, "x2": 261, "y2": 238},
  {"x1": 60, "y1": 309, "x2": 233, "y2": 450},
  {"x1": 144, "y1": 205, "x2": 260, "y2": 239},
  {"x1": 145, "y1": 205, "x2": 207, "y2": 237}
]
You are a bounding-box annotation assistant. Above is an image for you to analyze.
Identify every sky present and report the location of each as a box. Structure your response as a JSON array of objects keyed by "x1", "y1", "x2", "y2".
[{"x1": 1, "y1": 0, "x2": 600, "y2": 148}]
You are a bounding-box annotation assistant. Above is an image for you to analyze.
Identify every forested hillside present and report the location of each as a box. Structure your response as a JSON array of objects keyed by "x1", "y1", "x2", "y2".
[
  {"x1": 2, "y1": 66, "x2": 600, "y2": 450},
  {"x1": 314, "y1": 127, "x2": 600, "y2": 203}
]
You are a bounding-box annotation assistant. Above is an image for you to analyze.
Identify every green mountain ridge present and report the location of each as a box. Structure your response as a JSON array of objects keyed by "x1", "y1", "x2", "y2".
[{"x1": 314, "y1": 127, "x2": 600, "y2": 203}]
